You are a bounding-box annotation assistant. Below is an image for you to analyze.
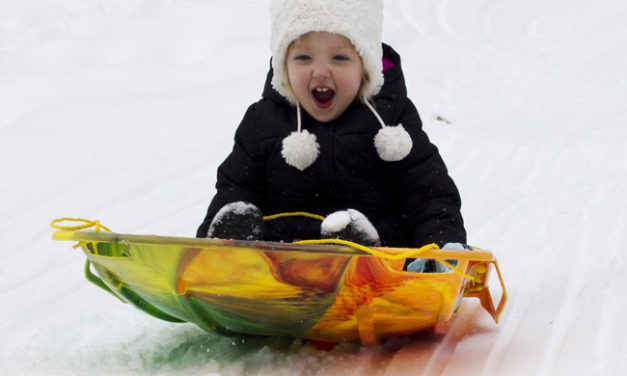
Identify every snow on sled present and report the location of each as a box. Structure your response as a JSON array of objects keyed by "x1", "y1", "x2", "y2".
[{"x1": 51, "y1": 218, "x2": 507, "y2": 346}]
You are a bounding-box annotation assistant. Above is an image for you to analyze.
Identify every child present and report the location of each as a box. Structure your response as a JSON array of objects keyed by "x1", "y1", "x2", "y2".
[{"x1": 196, "y1": 0, "x2": 467, "y2": 271}]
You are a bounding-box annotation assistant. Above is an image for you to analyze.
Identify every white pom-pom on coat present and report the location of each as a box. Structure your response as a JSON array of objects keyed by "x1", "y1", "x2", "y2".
[
  {"x1": 281, "y1": 129, "x2": 320, "y2": 171},
  {"x1": 364, "y1": 99, "x2": 413, "y2": 162},
  {"x1": 374, "y1": 124, "x2": 413, "y2": 161}
]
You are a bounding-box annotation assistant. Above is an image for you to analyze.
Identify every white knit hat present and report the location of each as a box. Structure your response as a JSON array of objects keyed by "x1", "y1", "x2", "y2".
[
  {"x1": 269, "y1": 0, "x2": 413, "y2": 171},
  {"x1": 270, "y1": 0, "x2": 384, "y2": 104}
]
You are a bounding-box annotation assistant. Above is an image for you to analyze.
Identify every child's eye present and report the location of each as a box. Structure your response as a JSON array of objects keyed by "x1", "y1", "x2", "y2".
[
  {"x1": 333, "y1": 55, "x2": 350, "y2": 61},
  {"x1": 294, "y1": 55, "x2": 311, "y2": 61}
]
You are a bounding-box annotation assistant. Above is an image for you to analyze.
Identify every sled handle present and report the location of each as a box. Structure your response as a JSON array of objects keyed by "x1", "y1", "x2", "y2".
[
  {"x1": 82, "y1": 253, "x2": 185, "y2": 323},
  {"x1": 84, "y1": 259, "x2": 126, "y2": 303},
  {"x1": 464, "y1": 260, "x2": 508, "y2": 323},
  {"x1": 492, "y1": 260, "x2": 508, "y2": 322}
]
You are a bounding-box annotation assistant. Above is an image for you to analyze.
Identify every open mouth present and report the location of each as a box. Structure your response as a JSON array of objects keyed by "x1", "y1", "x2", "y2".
[{"x1": 311, "y1": 87, "x2": 335, "y2": 108}]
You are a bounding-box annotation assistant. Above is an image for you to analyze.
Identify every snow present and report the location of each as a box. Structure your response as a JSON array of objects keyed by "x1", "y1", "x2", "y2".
[
  {"x1": 207, "y1": 201, "x2": 264, "y2": 239},
  {"x1": 1, "y1": 0, "x2": 626, "y2": 375},
  {"x1": 321, "y1": 211, "x2": 354, "y2": 233},
  {"x1": 321, "y1": 209, "x2": 381, "y2": 244}
]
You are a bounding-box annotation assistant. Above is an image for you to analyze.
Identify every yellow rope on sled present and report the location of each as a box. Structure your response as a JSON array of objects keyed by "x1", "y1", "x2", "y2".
[
  {"x1": 295, "y1": 239, "x2": 475, "y2": 281},
  {"x1": 266, "y1": 212, "x2": 476, "y2": 281},
  {"x1": 50, "y1": 218, "x2": 125, "y2": 302},
  {"x1": 51, "y1": 214, "x2": 475, "y2": 281},
  {"x1": 50, "y1": 217, "x2": 111, "y2": 248},
  {"x1": 294, "y1": 238, "x2": 438, "y2": 260},
  {"x1": 51, "y1": 217, "x2": 112, "y2": 232},
  {"x1": 263, "y1": 212, "x2": 326, "y2": 221}
]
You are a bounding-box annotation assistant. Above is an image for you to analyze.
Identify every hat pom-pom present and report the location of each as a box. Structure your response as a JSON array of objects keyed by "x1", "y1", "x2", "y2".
[
  {"x1": 374, "y1": 124, "x2": 413, "y2": 161},
  {"x1": 281, "y1": 130, "x2": 320, "y2": 171}
]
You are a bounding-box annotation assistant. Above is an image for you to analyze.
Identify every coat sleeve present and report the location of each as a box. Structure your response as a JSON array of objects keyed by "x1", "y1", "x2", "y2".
[
  {"x1": 196, "y1": 105, "x2": 266, "y2": 237},
  {"x1": 394, "y1": 98, "x2": 467, "y2": 247}
]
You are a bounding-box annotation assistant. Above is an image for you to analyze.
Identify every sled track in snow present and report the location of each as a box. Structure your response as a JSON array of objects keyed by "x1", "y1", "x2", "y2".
[
  {"x1": 382, "y1": 301, "x2": 483, "y2": 376},
  {"x1": 300, "y1": 301, "x2": 484, "y2": 376}
]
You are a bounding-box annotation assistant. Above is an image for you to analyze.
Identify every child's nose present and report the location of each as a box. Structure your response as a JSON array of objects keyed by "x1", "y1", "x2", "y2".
[{"x1": 311, "y1": 62, "x2": 331, "y2": 78}]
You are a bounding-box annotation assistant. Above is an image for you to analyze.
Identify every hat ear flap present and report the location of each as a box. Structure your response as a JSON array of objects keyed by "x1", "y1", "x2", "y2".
[{"x1": 374, "y1": 124, "x2": 413, "y2": 161}]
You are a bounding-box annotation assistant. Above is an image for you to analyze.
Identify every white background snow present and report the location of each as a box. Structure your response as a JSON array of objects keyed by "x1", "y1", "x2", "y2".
[{"x1": 2, "y1": 0, "x2": 626, "y2": 375}]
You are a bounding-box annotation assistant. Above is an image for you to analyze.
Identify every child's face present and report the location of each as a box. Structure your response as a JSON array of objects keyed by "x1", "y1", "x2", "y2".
[{"x1": 286, "y1": 32, "x2": 364, "y2": 123}]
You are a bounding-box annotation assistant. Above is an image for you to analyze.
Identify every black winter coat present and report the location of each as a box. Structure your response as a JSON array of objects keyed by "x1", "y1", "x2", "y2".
[{"x1": 197, "y1": 44, "x2": 466, "y2": 248}]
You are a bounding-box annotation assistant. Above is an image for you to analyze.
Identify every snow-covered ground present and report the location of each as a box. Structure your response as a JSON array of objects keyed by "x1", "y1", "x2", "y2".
[{"x1": 2, "y1": 0, "x2": 627, "y2": 374}]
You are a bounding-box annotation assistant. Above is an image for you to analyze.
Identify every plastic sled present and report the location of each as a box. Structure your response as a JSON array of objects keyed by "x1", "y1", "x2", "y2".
[{"x1": 52, "y1": 224, "x2": 507, "y2": 346}]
